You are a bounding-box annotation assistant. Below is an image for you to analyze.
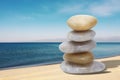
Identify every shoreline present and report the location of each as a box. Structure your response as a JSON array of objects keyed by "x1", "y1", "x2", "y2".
[
  {"x1": 0, "y1": 55, "x2": 120, "y2": 70},
  {"x1": 0, "y1": 61, "x2": 62, "y2": 71},
  {"x1": 0, "y1": 56, "x2": 120, "y2": 80}
]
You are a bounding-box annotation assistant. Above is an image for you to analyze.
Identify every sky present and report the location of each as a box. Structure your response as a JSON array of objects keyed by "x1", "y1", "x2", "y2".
[{"x1": 0, "y1": 0, "x2": 120, "y2": 42}]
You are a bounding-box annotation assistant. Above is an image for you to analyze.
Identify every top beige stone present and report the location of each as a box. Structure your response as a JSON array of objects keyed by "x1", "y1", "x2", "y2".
[{"x1": 67, "y1": 15, "x2": 97, "y2": 31}]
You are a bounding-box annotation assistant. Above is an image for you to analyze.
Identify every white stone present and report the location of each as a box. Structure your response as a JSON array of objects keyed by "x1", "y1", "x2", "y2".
[
  {"x1": 60, "y1": 61, "x2": 106, "y2": 74},
  {"x1": 59, "y1": 40, "x2": 96, "y2": 53},
  {"x1": 68, "y1": 30, "x2": 95, "y2": 42}
]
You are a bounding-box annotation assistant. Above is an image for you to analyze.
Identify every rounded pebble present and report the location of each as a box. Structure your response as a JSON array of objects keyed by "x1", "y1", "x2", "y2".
[
  {"x1": 67, "y1": 15, "x2": 97, "y2": 31},
  {"x1": 63, "y1": 52, "x2": 94, "y2": 65},
  {"x1": 68, "y1": 30, "x2": 95, "y2": 42},
  {"x1": 61, "y1": 61, "x2": 106, "y2": 74},
  {"x1": 59, "y1": 40, "x2": 96, "y2": 53}
]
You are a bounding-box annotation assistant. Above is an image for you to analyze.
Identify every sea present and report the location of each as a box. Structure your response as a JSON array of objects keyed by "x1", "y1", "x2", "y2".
[{"x1": 0, "y1": 42, "x2": 120, "y2": 69}]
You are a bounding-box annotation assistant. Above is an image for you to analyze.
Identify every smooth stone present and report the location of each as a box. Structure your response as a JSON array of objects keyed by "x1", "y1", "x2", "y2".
[
  {"x1": 61, "y1": 61, "x2": 106, "y2": 74},
  {"x1": 68, "y1": 30, "x2": 95, "y2": 42},
  {"x1": 67, "y1": 15, "x2": 97, "y2": 31},
  {"x1": 63, "y1": 52, "x2": 94, "y2": 65},
  {"x1": 59, "y1": 40, "x2": 96, "y2": 53}
]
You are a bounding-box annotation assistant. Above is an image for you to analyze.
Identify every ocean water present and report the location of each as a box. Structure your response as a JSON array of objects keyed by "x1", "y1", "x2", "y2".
[{"x1": 0, "y1": 42, "x2": 120, "y2": 69}]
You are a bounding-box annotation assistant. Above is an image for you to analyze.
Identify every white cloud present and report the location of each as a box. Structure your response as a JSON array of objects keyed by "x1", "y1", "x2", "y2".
[
  {"x1": 15, "y1": 15, "x2": 34, "y2": 20},
  {"x1": 21, "y1": 16, "x2": 33, "y2": 20},
  {"x1": 58, "y1": 0, "x2": 120, "y2": 16},
  {"x1": 89, "y1": 0, "x2": 120, "y2": 16},
  {"x1": 89, "y1": 4, "x2": 112, "y2": 16},
  {"x1": 59, "y1": 5, "x2": 82, "y2": 13}
]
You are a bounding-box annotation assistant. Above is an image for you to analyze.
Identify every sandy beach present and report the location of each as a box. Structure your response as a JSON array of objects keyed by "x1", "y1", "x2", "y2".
[{"x1": 0, "y1": 56, "x2": 120, "y2": 80}]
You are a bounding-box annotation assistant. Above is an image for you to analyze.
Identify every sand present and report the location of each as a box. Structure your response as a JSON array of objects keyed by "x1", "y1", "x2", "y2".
[{"x1": 0, "y1": 56, "x2": 120, "y2": 80}]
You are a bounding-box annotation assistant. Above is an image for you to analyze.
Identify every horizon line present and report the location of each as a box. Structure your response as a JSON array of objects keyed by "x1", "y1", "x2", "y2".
[{"x1": 0, "y1": 41, "x2": 120, "y2": 43}]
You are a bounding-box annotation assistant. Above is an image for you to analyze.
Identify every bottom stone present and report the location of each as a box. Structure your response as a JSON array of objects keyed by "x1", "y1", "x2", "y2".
[{"x1": 60, "y1": 61, "x2": 106, "y2": 74}]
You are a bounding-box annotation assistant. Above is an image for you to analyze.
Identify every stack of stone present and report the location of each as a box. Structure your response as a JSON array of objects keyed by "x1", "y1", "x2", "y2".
[{"x1": 59, "y1": 15, "x2": 105, "y2": 74}]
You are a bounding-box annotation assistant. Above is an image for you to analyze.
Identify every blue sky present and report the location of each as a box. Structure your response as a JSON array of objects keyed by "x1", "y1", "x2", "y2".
[{"x1": 0, "y1": 0, "x2": 120, "y2": 42}]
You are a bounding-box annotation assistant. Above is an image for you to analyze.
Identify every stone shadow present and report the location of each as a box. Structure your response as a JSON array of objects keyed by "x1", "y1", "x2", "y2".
[{"x1": 102, "y1": 60, "x2": 120, "y2": 68}]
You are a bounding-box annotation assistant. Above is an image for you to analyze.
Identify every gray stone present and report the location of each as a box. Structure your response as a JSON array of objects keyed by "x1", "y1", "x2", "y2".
[
  {"x1": 59, "y1": 40, "x2": 96, "y2": 53},
  {"x1": 60, "y1": 61, "x2": 106, "y2": 74},
  {"x1": 68, "y1": 30, "x2": 95, "y2": 42}
]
